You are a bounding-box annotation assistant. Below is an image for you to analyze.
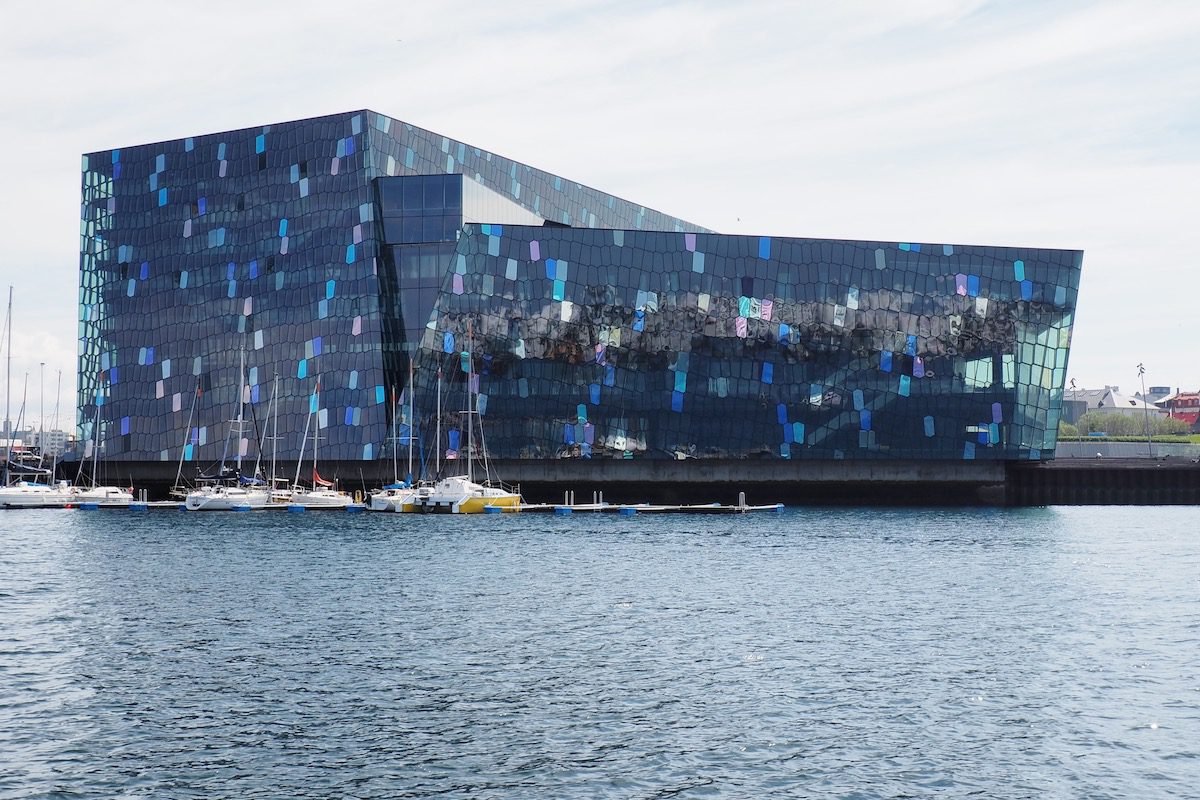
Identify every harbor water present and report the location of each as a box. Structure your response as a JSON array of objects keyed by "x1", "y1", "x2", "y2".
[{"x1": 1, "y1": 507, "x2": 1198, "y2": 798}]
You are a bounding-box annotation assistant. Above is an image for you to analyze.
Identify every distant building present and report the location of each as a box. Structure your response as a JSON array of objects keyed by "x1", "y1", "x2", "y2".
[
  {"x1": 33, "y1": 429, "x2": 70, "y2": 457},
  {"x1": 1062, "y1": 386, "x2": 1166, "y2": 424},
  {"x1": 1141, "y1": 385, "x2": 1175, "y2": 404},
  {"x1": 1157, "y1": 391, "x2": 1200, "y2": 431}
]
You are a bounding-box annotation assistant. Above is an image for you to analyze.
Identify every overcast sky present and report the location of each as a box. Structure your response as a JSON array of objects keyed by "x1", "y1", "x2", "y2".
[{"x1": 1, "y1": 0, "x2": 1197, "y2": 429}]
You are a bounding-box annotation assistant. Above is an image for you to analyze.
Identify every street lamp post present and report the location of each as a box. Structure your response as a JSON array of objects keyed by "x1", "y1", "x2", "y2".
[{"x1": 1137, "y1": 363, "x2": 1153, "y2": 458}]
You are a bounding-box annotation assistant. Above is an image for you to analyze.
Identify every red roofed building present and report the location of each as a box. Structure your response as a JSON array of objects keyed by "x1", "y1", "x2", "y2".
[{"x1": 1157, "y1": 391, "x2": 1200, "y2": 431}]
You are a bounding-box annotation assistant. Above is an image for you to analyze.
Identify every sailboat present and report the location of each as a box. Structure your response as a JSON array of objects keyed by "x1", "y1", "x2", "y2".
[
  {"x1": 184, "y1": 350, "x2": 269, "y2": 511},
  {"x1": 0, "y1": 389, "x2": 75, "y2": 506},
  {"x1": 288, "y1": 375, "x2": 351, "y2": 509},
  {"x1": 0, "y1": 290, "x2": 76, "y2": 509},
  {"x1": 71, "y1": 399, "x2": 133, "y2": 507},
  {"x1": 409, "y1": 329, "x2": 522, "y2": 514},
  {"x1": 370, "y1": 360, "x2": 422, "y2": 513}
]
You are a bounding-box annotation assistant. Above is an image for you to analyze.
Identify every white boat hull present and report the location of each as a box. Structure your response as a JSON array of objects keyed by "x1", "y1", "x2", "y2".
[
  {"x1": 409, "y1": 476, "x2": 521, "y2": 514},
  {"x1": 289, "y1": 489, "x2": 352, "y2": 509},
  {"x1": 73, "y1": 486, "x2": 134, "y2": 506},
  {"x1": 369, "y1": 488, "x2": 418, "y2": 512},
  {"x1": 0, "y1": 482, "x2": 76, "y2": 509},
  {"x1": 184, "y1": 486, "x2": 270, "y2": 511}
]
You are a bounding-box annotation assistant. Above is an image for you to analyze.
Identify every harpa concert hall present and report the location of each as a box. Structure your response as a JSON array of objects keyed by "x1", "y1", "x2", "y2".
[{"x1": 78, "y1": 110, "x2": 1082, "y2": 503}]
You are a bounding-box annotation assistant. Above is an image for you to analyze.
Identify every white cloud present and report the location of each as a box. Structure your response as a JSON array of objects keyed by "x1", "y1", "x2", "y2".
[{"x1": 1, "y1": 0, "x2": 1198, "y2": 425}]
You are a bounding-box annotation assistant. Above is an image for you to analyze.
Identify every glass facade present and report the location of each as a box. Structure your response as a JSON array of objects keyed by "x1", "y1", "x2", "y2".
[
  {"x1": 425, "y1": 228, "x2": 1079, "y2": 461},
  {"x1": 78, "y1": 110, "x2": 1081, "y2": 467}
]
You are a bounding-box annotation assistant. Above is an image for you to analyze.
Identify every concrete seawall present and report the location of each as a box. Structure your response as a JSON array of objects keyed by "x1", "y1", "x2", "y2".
[{"x1": 60, "y1": 457, "x2": 1200, "y2": 506}]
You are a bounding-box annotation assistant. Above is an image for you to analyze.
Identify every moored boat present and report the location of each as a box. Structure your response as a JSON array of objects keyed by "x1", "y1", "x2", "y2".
[
  {"x1": 409, "y1": 475, "x2": 521, "y2": 514},
  {"x1": 407, "y1": 328, "x2": 522, "y2": 514},
  {"x1": 369, "y1": 482, "x2": 419, "y2": 512},
  {"x1": 183, "y1": 350, "x2": 269, "y2": 511},
  {"x1": 0, "y1": 479, "x2": 76, "y2": 509},
  {"x1": 184, "y1": 481, "x2": 269, "y2": 511}
]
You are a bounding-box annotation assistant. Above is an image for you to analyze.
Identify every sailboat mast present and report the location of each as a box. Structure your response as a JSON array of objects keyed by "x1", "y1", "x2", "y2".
[
  {"x1": 91, "y1": 403, "x2": 100, "y2": 488},
  {"x1": 311, "y1": 375, "x2": 320, "y2": 484},
  {"x1": 38, "y1": 362, "x2": 44, "y2": 470},
  {"x1": 294, "y1": 381, "x2": 312, "y2": 489},
  {"x1": 50, "y1": 370, "x2": 61, "y2": 483},
  {"x1": 466, "y1": 324, "x2": 474, "y2": 484},
  {"x1": 174, "y1": 376, "x2": 199, "y2": 490},
  {"x1": 391, "y1": 385, "x2": 398, "y2": 485},
  {"x1": 435, "y1": 367, "x2": 442, "y2": 477},
  {"x1": 407, "y1": 358, "x2": 415, "y2": 482},
  {"x1": 235, "y1": 349, "x2": 245, "y2": 474},
  {"x1": 3, "y1": 287, "x2": 11, "y2": 485},
  {"x1": 271, "y1": 373, "x2": 279, "y2": 495}
]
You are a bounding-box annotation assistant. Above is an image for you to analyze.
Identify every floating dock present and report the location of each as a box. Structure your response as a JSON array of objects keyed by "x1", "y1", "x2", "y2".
[{"x1": 518, "y1": 501, "x2": 782, "y2": 515}]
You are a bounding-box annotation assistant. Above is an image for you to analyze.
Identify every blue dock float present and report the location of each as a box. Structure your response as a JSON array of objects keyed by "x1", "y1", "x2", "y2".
[
  {"x1": 483, "y1": 505, "x2": 503, "y2": 514},
  {"x1": 346, "y1": 504, "x2": 366, "y2": 513},
  {"x1": 79, "y1": 502, "x2": 100, "y2": 511},
  {"x1": 130, "y1": 503, "x2": 148, "y2": 511},
  {"x1": 554, "y1": 506, "x2": 573, "y2": 515},
  {"x1": 618, "y1": 507, "x2": 637, "y2": 516},
  {"x1": 233, "y1": 505, "x2": 253, "y2": 512}
]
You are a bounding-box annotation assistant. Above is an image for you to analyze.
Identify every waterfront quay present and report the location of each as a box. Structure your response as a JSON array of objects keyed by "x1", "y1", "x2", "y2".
[{"x1": 56, "y1": 457, "x2": 1200, "y2": 507}]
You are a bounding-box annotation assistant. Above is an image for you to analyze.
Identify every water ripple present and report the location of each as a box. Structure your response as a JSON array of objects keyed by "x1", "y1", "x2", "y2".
[{"x1": 1, "y1": 507, "x2": 1198, "y2": 797}]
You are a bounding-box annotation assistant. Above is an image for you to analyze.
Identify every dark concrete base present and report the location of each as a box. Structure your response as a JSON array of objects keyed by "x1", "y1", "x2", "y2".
[
  {"x1": 60, "y1": 458, "x2": 1009, "y2": 506},
  {"x1": 1006, "y1": 458, "x2": 1200, "y2": 505},
  {"x1": 62, "y1": 457, "x2": 1200, "y2": 506}
]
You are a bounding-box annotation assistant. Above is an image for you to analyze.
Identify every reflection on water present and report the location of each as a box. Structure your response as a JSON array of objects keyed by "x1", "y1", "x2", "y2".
[{"x1": 1, "y1": 507, "x2": 1197, "y2": 798}]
